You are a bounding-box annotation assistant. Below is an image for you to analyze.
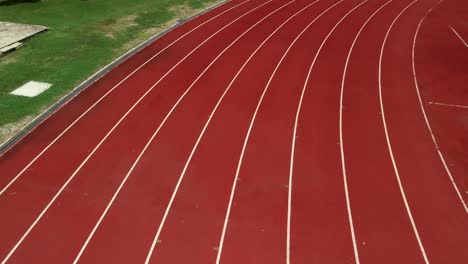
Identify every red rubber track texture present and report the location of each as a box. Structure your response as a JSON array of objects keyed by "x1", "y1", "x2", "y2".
[
  {"x1": 0, "y1": 0, "x2": 274, "y2": 261},
  {"x1": 214, "y1": 0, "x2": 368, "y2": 263},
  {"x1": 288, "y1": 1, "x2": 395, "y2": 263},
  {"x1": 144, "y1": 0, "x2": 329, "y2": 263},
  {"x1": 1, "y1": 0, "x2": 467, "y2": 263},
  {"x1": 151, "y1": 1, "x2": 348, "y2": 263},
  {"x1": 379, "y1": 0, "x2": 468, "y2": 263},
  {"x1": 341, "y1": 0, "x2": 428, "y2": 263},
  {"x1": 413, "y1": 0, "x2": 468, "y2": 208}
]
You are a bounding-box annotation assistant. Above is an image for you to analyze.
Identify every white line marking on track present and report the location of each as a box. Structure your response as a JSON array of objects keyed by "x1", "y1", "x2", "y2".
[
  {"x1": 413, "y1": 5, "x2": 468, "y2": 213},
  {"x1": 427, "y1": 102, "x2": 468, "y2": 110},
  {"x1": 289, "y1": 0, "x2": 369, "y2": 263},
  {"x1": 143, "y1": 0, "x2": 325, "y2": 262},
  {"x1": 378, "y1": 1, "x2": 430, "y2": 263},
  {"x1": 215, "y1": 0, "x2": 349, "y2": 262},
  {"x1": 449, "y1": 25, "x2": 468, "y2": 47},
  {"x1": 1, "y1": 1, "x2": 271, "y2": 262},
  {"x1": 0, "y1": 0, "x2": 251, "y2": 197},
  {"x1": 73, "y1": 1, "x2": 283, "y2": 263},
  {"x1": 339, "y1": 1, "x2": 392, "y2": 263}
]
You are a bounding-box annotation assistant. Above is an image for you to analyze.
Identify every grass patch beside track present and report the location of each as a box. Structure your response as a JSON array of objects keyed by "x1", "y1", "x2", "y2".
[{"x1": 0, "y1": 0, "x2": 219, "y2": 143}]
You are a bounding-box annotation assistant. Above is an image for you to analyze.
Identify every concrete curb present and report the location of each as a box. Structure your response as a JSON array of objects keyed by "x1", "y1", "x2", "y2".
[{"x1": 0, "y1": 0, "x2": 228, "y2": 156}]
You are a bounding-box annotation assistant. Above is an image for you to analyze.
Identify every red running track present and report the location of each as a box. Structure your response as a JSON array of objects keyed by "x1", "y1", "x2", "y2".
[{"x1": 0, "y1": 0, "x2": 467, "y2": 263}]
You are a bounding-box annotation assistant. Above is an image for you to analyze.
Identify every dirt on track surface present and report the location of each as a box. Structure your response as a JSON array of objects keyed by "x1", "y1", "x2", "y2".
[{"x1": 0, "y1": 0, "x2": 467, "y2": 263}]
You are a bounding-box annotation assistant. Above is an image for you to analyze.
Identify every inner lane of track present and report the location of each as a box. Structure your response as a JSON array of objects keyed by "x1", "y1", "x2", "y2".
[{"x1": 0, "y1": 0, "x2": 467, "y2": 263}]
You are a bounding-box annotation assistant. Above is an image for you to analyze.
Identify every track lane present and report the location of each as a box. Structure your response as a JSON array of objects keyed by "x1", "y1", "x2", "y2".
[
  {"x1": 286, "y1": 0, "x2": 385, "y2": 263},
  {"x1": 0, "y1": 0, "x2": 252, "y2": 193},
  {"x1": 216, "y1": 0, "x2": 353, "y2": 261},
  {"x1": 209, "y1": 0, "x2": 378, "y2": 263},
  {"x1": 340, "y1": 0, "x2": 428, "y2": 263},
  {"x1": 377, "y1": 1, "x2": 431, "y2": 262},
  {"x1": 141, "y1": 0, "x2": 332, "y2": 263},
  {"x1": 413, "y1": 0, "x2": 468, "y2": 208},
  {"x1": 77, "y1": 0, "x2": 307, "y2": 262},
  {"x1": 379, "y1": 0, "x2": 468, "y2": 262},
  {"x1": 412, "y1": 0, "x2": 467, "y2": 213},
  {"x1": 0, "y1": 1, "x2": 276, "y2": 262},
  {"x1": 69, "y1": 1, "x2": 304, "y2": 263},
  {"x1": 338, "y1": 1, "x2": 393, "y2": 263}
]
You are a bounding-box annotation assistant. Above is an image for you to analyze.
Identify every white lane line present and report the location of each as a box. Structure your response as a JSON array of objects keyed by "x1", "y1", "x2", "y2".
[
  {"x1": 0, "y1": 1, "x2": 272, "y2": 263},
  {"x1": 339, "y1": 1, "x2": 392, "y2": 263},
  {"x1": 0, "y1": 0, "x2": 251, "y2": 197},
  {"x1": 449, "y1": 25, "x2": 468, "y2": 47},
  {"x1": 72, "y1": 0, "x2": 295, "y2": 262},
  {"x1": 378, "y1": 1, "x2": 430, "y2": 263},
  {"x1": 413, "y1": 4, "x2": 468, "y2": 213},
  {"x1": 288, "y1": 0, "x2": 369, "y2": 263},
  {"x1": 144, "y1": 0, "x2": 324, "y2": 263},
  {"x1": 427, "y1": 102, "x2": 468, "y2": 110},
  {"x1": 214, "y1": 0, "x2": 347, "y2": 263}
]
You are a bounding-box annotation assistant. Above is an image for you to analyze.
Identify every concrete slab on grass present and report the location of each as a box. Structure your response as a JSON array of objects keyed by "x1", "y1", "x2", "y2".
[
  {"x1": 0, "y1": 42, "x2": 23, "y2": 53},
  {"x1": 10, "y1": 81, "x2": 52, "y2": 97},
  {"x1": 0, "y1": 22, "x2": 48, "y2": 49}
]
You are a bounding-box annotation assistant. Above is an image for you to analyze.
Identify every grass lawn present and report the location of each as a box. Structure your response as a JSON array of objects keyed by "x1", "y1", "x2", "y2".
[{"x1": 0, "y1": 0, "x2": 218, "y2": 142}]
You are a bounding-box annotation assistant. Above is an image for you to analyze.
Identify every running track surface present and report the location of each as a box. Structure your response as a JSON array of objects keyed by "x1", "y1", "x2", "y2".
[{"x1": 0, "y1": 0, "x2": 467, "y2": 263}]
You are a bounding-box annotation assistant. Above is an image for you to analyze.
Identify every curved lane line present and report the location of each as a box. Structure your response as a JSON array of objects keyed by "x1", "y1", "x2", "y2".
[
  {"x1": 143, "y1": 0, "x2": 326, "y2": 263},
  {"x1": 0, "y1": 0, "x2": 250, "y2": 197},
  {"x1": 288, "y1": 1, "x2": 369, "y2": 263},
  {"x1": 70, "y1": 0, "x2": 298, "y2": 262},
  {"x1": 413, "y1": 1, "x2": 468, "y2": 213},
  {"x1": 338, "y1": 1, "x2": 392, "y2": 263},
  {"x1": 378, "y1": 0, "x2": 430, "y2": 263},
  {"x1": 213, "y1": 0, "x2": 352, "y2": 263},
  {"x1": 0, "y1": 1, "x2": 272, "y2": 263}
]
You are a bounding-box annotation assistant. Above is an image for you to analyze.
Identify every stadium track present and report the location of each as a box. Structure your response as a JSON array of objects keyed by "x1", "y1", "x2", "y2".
[{"x1": 0, "y1": 0, "x2": 467, "y2": 263}]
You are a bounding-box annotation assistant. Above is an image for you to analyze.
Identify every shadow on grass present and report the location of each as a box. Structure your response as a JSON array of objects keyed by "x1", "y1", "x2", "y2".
[{"x1": 0, "y1": 0, "x2": 41, "y2": 6}]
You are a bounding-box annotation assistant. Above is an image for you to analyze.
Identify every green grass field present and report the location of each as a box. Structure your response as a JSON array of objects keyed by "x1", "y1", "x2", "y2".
[{"x1": 0, "y1": 0, "x2": 216, "y2": 139}]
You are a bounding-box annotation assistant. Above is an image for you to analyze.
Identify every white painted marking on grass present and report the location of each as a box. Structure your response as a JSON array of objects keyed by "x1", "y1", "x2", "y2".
[
  {"x1": 10, "y1": 81, "x2": 52, "y2": 97},
  {"x1": 449, "y1": 25, "x2": 468, "y2": 47},
  {"x1": 0, "y1": 2, "x2": 269, "y2": 263},
  {"x1": 214, "y1": 0, "x2": 349, "y2": 263},
  {"x1": 289, "y1": 1, "x2": 369, "y2": 263},
  {"x1": 378, "y1": 1, "x2": 430, "y2": 263},
  {"x1": 427, "y1": 102, "x2": 468, "y2": 110},
  {"x1": 0, "y1": 0, "x2": 251, "y2": 197},
  {"x1": 339, "y1": 1, "x2": 392, "y2": 263},
  {"x1": 413, "y1": 4, "x2": 468, "y2": 213}
]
